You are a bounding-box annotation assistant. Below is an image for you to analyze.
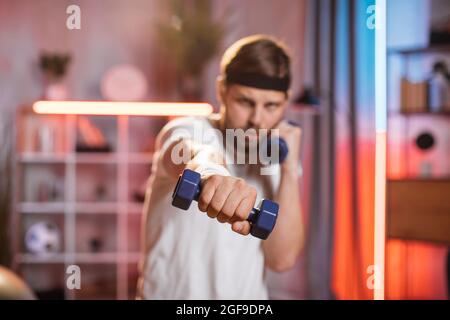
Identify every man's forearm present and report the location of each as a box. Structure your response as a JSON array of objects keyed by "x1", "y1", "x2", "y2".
[
  {"x1": 161, "y1": 138, "x2": 226, "y2": 179},
  {"x1": 263, "y1": 167, "x2": 304, "y2": 272}
]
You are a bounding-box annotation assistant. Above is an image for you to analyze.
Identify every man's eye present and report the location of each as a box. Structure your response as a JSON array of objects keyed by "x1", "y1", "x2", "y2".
[
  {"x1": 238, "y1": 99, "x2": 253, "y2": 107},
  {"x1": 265, "y1": 104, "x2": 279, "y2": 110}
]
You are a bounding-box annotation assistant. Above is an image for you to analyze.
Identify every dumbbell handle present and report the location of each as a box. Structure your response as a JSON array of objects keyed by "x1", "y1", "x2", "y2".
[
  {"x1": 172, "y1": 169, "x2": 279, "y2": 239},
  {"x1": 190, "y1": 177, "x2": 260, "y2": 223}
]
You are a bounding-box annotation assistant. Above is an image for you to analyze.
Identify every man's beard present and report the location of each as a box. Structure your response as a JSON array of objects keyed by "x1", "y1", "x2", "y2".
[
  {"x1": 232, "y1": 133, "x2": 269, "y2": 165},
  {"x1": 222, "y1": 117, "x2": 281, "y2": 165}
]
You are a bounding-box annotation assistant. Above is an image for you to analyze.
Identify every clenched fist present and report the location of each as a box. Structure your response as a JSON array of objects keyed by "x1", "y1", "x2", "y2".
[{"x1": 197, "y1": 175, "x2": 257, "y2": 236}]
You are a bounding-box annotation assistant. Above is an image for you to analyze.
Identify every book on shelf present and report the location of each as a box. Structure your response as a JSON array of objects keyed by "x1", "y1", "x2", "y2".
[{"x1": 400, "y1": 78, "x2": 428, "y2": 112}]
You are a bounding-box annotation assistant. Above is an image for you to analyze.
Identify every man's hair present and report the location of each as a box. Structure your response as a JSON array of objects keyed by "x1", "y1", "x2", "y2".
[{"x1": 220, "y1": 35, "x2": 292, "y2": 93}]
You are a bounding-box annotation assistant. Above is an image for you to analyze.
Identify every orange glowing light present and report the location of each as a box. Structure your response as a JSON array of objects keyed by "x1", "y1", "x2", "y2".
[
  {"x1": 374, "y1": 131, "x2": 386, "y2": 300},
  {"x1": 33, "y1": 101, "x2": 213, "y2": 116}
]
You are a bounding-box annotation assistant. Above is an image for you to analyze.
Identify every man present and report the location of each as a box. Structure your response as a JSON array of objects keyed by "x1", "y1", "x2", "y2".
[{"x1": 137, "y1": 35, "x2": 304, "y2": 299}]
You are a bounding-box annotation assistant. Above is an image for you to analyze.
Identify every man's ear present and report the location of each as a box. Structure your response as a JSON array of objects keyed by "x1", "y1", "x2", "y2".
[{"x1": 285, "y1": 89, "x2": 292, "y2": 102}]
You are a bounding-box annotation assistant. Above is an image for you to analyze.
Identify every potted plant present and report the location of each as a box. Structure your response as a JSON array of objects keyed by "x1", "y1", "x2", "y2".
[
  {"x1": 156, "y1": 0, "x2": 227, "y2": 101},
  {"x1": 39, "y1": 52, "x2": 71, "y2": 100}
]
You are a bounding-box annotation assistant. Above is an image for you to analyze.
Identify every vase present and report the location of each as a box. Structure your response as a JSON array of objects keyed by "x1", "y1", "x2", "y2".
[{"x1": 42, "y1": 73, "x2": 68, "y2": 101}]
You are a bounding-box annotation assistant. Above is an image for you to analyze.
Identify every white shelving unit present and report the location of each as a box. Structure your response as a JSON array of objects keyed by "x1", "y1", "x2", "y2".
[{"x1": 13, "y1": 109, "x2": 166, "y2": 299}]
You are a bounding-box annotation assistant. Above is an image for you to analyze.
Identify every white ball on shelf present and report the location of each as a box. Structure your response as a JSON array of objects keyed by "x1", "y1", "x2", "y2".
[{"x1": 25, "y1": 221, "x2": 61, "y2": 255}]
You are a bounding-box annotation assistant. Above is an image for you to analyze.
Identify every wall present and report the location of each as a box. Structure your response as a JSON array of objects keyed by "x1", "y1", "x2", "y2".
[
  {"x1": 0, "y1": 0, "x2": 308, "y2": 299},
  {"x1": 0, "y1": 0, "x2": 306, "y2": 112}
]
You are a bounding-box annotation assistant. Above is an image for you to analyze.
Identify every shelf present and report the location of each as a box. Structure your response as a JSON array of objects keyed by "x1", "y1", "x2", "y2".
[
  {"x1": 75, "y1": 202, "x2": 118, "y2": 213},
  {"x1": 75, "y1": 202, "x2": 144, "y2": 214},
  {"x1": 15, "y1": 111, "x2": 161, "y2": 299},
  {"x1": 388, "y1": 44, "x2": 450, "y2": 55},
  {"x1": 17, "y1": 152, "x2": 154, "y2": 164},
  {"x1": 74, "y1": 153, "x2": 153, "y2": 164},
  {"x1": 77, "y1": 252, "x2": 116, "y2": 264},
  {"x1": 18, "y1": 153, "x2": 67, "y2": 163},
  {"x1": 389, "y1": 110, "x2": 450, "y2": 117},
  {"x1": 17, "y1": 253, "x2": 66, "y2": 264},
  {"x1": 17, "y1": 252, "x2": 141, "y2": 264},
  {"x1": 18, "y1": 202, "x2": 145, "y2": 214},
  {"x1": 74, "y1": 153, "x2": 119, "y2": 164},
  {"x1": 388, "y1": 178, "x2": 450, "y2": 183},
  {"x1": 19, "y1": 202, "x2": 66, "y2": 213}
]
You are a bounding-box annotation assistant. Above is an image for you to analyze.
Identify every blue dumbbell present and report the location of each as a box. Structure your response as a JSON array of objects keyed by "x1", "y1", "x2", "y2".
[
  {"x1": 268, "y1": 137, "x2": 289, "y2": 164},
  {"x1": 172, "y1": 169, "x2": 279, "y2": 240},
  {"x1": 268, "y1": 120, "x2": 300, "y2": 164}
]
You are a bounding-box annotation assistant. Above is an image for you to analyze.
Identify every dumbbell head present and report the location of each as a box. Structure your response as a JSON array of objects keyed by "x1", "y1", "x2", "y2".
[
  {"x1": 267, "y1": 120, "x2": 300, "y2": 164},
  {"x1": 250, "y1": 199, "x2": 279, "y2": 240},
  {"x1": 172, "y1": 169, "x2": 201, "y2": 210},
  {"x1": 266, "y1": 137, "x2": 289, "y2": 164}
]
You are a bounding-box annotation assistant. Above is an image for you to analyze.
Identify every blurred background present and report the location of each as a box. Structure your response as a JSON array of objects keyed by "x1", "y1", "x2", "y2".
[{"x1": 0, "y1": 0, "x2": 448, "y2": 300}]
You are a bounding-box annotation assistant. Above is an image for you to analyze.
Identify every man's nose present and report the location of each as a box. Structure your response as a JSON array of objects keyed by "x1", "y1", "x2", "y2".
[{"x1": 249, "y1": 105, "x2": 263, "y2": 128}]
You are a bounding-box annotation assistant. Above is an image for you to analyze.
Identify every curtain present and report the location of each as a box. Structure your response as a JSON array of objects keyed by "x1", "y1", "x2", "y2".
[{"x1": 305, "y1": 0, "x2": 376, "y2": 299}]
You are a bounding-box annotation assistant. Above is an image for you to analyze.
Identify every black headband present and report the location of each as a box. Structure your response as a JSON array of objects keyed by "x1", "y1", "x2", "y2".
[{"x1": 226, "y1": 72, "x2": 290, "y2": 92}]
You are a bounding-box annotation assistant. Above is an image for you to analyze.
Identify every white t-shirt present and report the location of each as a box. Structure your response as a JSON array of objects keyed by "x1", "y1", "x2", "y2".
[{"x1": 137, "y1": 116, "x2": 282, "y2": 300}]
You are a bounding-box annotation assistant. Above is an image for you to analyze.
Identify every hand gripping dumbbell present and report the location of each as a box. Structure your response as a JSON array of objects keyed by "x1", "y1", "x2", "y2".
[{"x1": 172, "y1": 169, "x2": 279, "y2": 240}]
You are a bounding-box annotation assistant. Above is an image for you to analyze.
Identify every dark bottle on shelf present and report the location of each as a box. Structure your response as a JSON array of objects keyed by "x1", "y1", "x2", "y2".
[{"x1": 427, "y1": 61, "x2": 450, "y2": 112}]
